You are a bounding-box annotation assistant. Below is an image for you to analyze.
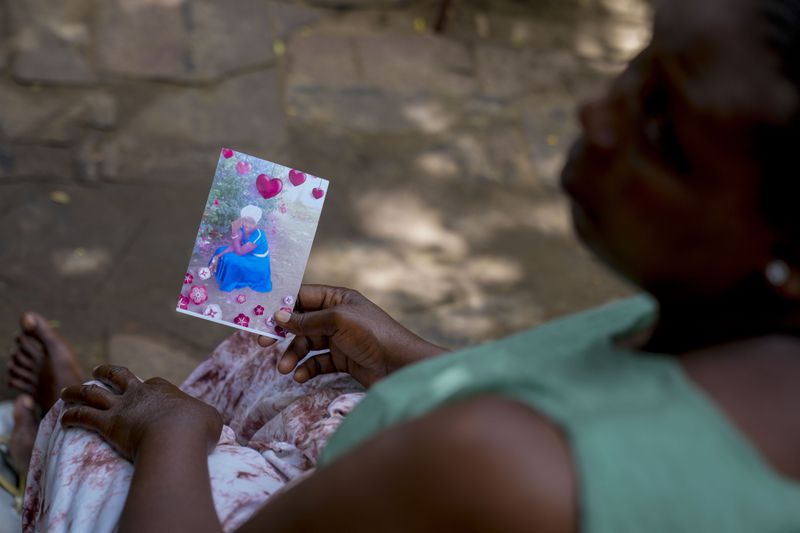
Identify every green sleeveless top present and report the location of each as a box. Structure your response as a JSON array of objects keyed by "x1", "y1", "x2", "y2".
[{"x1": 319, "y1": 296, "x2": 800, "y2": 532}]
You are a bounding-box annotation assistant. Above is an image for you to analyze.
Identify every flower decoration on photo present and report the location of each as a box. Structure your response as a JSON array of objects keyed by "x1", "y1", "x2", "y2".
[
  {"x1": 177, "y1": 294, "x2": 190, "y2": 310},
  {"x1": 221, "y1": 148, "x2": 234, "y2": 159},
  {"x1": 189, "y1": 285, "x2": 208, "y2": 305},
  {"x1": 265, "y1": 316, "x2": 276, "y2": 328},
  {"x1": 184, "y1": 272, "x2": 194, "y2": 284},
  {"x1": 198, "y1": 267, "x2": 212, "y2": 281},
  {"x1": 282, "y1": 295, "x2": 294, "y2": 306},
  {"x1": 203, "y1": 304, "x2": 222, "y2": 320},
  {"x1": 274, "y1": 326, "x2": 287, "y2": 338},
  {"x1": 236, "y1": 294, "x2": 247, "y2": 304},
  {"x1": 234, "y1": 313, "x2": 250, "y2": 327},
  {"x1": 253, "y1": 305, "x2": 265, "y2": 316}
]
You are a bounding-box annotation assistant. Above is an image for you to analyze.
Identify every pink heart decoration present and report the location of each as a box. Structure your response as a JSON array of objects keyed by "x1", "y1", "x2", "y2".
[
  {"x1": 236, "y1": 161, "x2": 252, "y2": 175},
  {"x1": 312, "y1": 187, "x2": 325, "y2": 199},
  {"x1": 256, "y1": 174, "x2": 283, "y2": 199},
  {"x1": 221, "y1": 148, "x2": 234, "y2": 159},
  {"x1": 288, "y1": 169, "x2": 306, "y2": 186}
]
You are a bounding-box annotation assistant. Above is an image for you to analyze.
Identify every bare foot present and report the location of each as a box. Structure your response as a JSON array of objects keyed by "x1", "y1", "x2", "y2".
[
  {"x1": 8, "y1": 394, "x2": 37, "y2": 476},
  {"x1": 8, "y1": 312, "x2": 83, "y2": 412}
]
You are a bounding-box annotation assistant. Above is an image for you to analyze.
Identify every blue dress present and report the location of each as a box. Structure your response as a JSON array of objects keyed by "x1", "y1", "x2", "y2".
[{"x1": 211, "y1": 228, "x2": 272, "y2": 292}]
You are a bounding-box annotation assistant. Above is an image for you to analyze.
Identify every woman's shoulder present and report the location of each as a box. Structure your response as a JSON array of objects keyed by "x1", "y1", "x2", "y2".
[
  {"x1": 344, "y1": 394, "x2": 577, "y2": 533},
  {"x1": 248, "y1": 229, "x2": 266, "y2": 245}
]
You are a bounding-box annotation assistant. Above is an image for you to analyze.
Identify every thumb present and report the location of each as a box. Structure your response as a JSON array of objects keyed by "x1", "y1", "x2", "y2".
[{"x1": 275, "y1": 309, "x2": 337, "y2": 337}]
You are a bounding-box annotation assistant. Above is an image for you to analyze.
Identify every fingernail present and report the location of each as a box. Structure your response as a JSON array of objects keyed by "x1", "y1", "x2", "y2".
[
  {"x1": 92, "y1": 365, "x2": 101, "y2": 373},
  {"x1": 22, "y1": 395, "x2": 33, "y2": 409},
  {"x1": 275, "y1": 310, "x2": 291, "y2": 323},
  {"x1": 60, "y1": 387, "x2": 67, "y2": 397}
]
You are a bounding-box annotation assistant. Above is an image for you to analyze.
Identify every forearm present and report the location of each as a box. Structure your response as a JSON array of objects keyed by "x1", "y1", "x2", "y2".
[
  {"x1": 119, "y1": 429, "x2": 222, "y2": 533},
  {"x1": 391, "y1": 336, "x2": 448, "y2": 372},
  {"x1": 228, "y1": 238, "x2": 254, "y2": 256}
]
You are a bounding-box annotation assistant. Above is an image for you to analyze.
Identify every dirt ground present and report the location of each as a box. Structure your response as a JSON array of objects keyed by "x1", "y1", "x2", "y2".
[{"x1": 0, "y1": 0, "x2": 650, "y2": 397}]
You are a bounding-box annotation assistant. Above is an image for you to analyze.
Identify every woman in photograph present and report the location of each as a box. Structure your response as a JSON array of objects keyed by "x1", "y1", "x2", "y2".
[{"x1": 209, "y1": 205, "x2": 272, "y2": 293}]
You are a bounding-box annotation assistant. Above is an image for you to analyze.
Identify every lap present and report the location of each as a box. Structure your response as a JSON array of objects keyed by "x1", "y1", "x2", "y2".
[{"x1": 23, "y1": 332, "x2": 365, "y2": 533}]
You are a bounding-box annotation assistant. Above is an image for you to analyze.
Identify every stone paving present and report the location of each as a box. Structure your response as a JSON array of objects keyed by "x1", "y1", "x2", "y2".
[{"x1": 0, "y1": 0, "x2": 651, "y2": 399}]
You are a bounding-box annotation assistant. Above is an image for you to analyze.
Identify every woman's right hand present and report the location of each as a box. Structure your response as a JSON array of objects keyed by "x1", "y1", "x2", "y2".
[{"x1": 259, "y1": 285, "x2": 446, "y2": 388}]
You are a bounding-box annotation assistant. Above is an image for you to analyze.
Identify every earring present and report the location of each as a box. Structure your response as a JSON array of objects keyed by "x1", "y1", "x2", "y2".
[{"x1": 765, "y1": 259, "x2": 790, "y2": 287}]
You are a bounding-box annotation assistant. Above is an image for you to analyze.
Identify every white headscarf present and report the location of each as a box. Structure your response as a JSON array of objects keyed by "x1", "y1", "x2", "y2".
[{"x1": 240, "y1": 205, "x2": 263, "y2": 223}]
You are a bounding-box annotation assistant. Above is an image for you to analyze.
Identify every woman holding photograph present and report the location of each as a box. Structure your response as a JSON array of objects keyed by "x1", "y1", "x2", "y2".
[
  {"x1": 209, "y1": 205, "x2": 272, "y2": 293},
  {"x1": 6, "y1": 0, "x2": 800, "y2": 531}
]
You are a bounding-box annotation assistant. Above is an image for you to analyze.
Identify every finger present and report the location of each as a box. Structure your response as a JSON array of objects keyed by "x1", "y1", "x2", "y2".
[
  {"x1": 61, "y1": 405, "x2": 108, "y2": 432},
  {"x1": 274, "y1": 308, "x2": 338, "y2": 337},
  {"x1": 294, "y1": 353, "x2": 336, "y2": 383},
  {"x1": 92, "y1": 365, "x2": 139, "y2": 393},
  {"x1": 295, "y1": 284, "x2": 348, "y2": 312},
  {"x1": 257, "y1": 336, "x2": 278, "y2": 348},
  {"x1": 278, "y1": 337, "x2": 311, "y2": 374},
  {"x1": 61, "y1": 383, "x2": 117, "y2": 409},
  {"x1": 144, "y1": 376, "x2": 172, "y2": 386}
]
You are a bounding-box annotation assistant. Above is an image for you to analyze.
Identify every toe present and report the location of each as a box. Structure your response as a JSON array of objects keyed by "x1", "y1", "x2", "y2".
[
  {"x1": 9, "y1": 394, "x2": 37, "y2": 475},
  {"x1": 21, "y1": 312, "x2": 37, "y2": 332},
  {"x1": 8, "y1": 377, "x2": 35, "y2": 395},
  {"x1": 20, "y1": 312, "x2": 58, "y2": 349},
  {"x1": 11, "y1": 350, "x2": 37, "y2": 373},
  {"x1": 12, "y1": 394, "x2": 35, "y2": 424},
  {"x1": 16, "y1": 335, "x2": 44, "y2": 363},
  {"x1": 8, "y1": 364, "x2": 36, "y2": 386}
]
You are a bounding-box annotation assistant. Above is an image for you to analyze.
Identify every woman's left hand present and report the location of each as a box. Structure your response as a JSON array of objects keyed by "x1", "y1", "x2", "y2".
[{"x1": 60, "y1": 365, "x2": 223, "y2": 462}]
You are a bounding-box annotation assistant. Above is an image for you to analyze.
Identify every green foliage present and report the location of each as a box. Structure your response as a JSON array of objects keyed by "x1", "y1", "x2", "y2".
[{"x1": 199, "y1": 156, "x2": 278, "y2": 240}]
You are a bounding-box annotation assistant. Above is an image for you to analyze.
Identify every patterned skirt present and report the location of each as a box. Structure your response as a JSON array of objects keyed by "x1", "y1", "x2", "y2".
[{"x1": 22, "y1": 332, "x2": 365, "y2": 532}]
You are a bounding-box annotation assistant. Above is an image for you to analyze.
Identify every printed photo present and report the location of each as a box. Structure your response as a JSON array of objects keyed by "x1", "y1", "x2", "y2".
[{"x1": 176, "y1": 148, "x2": 329, "y2": 340}]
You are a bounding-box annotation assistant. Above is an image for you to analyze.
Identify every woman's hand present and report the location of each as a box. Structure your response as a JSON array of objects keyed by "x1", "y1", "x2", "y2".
[
  {"x1": 60, "y1": 365, "x2": 223, "y2": 462},
  {"x1": 210, "y1": 255, "x2": 220, "y2": 274},
  {"x1": 230, "y1": 218, "x2": 242, "y2": 236},
  {"x1": 258, "y1": 285, "x2": 446, "y2": 388}
]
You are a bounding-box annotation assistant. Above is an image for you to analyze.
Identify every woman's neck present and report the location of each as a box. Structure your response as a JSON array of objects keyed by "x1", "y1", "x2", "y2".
[{"x1": 641, "y1": 282, "x2": 800, "y2": 355}]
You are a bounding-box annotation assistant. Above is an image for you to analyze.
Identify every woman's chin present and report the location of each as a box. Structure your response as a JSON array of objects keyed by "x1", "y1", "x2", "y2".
[
  {"x1": 569, "y1": 202, "x2": 598, "y2": 245},
  {"x1": 570, "y1": 203, "x2": 619, "y2": 272}
]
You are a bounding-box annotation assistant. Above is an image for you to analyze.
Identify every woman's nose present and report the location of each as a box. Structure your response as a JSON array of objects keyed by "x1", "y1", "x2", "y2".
[{"x1": 578, "y1": 97, "x2": 618, "y2": 150}]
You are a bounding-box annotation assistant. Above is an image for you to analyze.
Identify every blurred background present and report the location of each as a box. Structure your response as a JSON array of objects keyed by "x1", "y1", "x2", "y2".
[{"x1": 0, "y1": 0, "x2": 650, "y2": 398}]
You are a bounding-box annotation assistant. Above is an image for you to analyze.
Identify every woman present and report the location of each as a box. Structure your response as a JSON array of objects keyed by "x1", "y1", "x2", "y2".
[
  {"x1": 210, "y1": 205, "x2": 272, "y2": 293},
  {"x1": 7, "y1": 0, "x2": 800, "y2": 530}
]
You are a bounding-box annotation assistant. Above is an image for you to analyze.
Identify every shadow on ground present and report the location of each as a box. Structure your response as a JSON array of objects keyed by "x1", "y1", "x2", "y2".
[{"x1": 0, "y1": 0, "x2": 650, "y2": 397}]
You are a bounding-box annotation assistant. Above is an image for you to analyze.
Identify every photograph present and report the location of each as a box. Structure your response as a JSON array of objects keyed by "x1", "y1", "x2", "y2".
[{"x1": 176, "y1": 148, "x2": 329, "y2": 340}]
